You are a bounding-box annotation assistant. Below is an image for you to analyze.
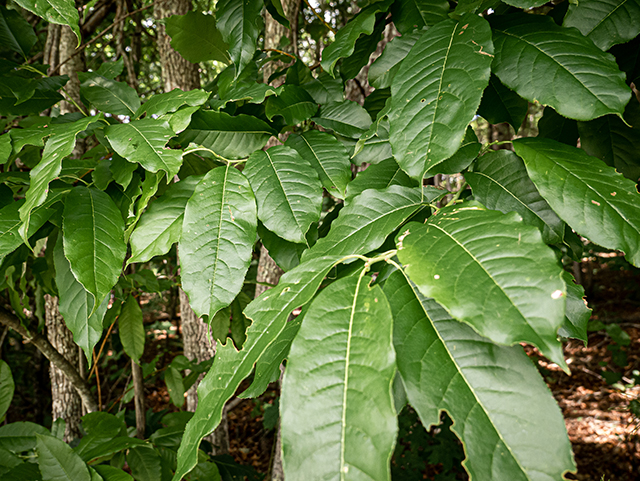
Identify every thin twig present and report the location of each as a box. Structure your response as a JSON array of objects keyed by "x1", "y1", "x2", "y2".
[
  {"x1": 264, "y1": 48, "x2": 297, "y2": 60},
  {"x1": 302, "y1": 0, "x2": 336, "y2": 34},
  {"x1": 88, "y1": 317, "x2": 117, "y2": 380},
  {"x1": 93, "y1": 349, "x2": 102, "y2": 411}
]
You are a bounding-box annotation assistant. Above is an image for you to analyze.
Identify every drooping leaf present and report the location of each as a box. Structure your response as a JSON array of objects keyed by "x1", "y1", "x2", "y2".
[
  {"x1": 165, "y1": 11, "x2": 230, "y2": 64},
  {"x1": 424, "y1": 126, "x2": 480, "y2": 176},
  {"x1": 0, "y1": 360, "x2": 14, "y2": 420},
  {"x1": 491, "y1": 13, "x2": 631, "y2": 121},
  {"x1": 345, "y1": 158, "x2": 416, "y2": 203},
  {"x1": 301, "y1": 71, "x2": 343, "y2": 104},
  {"x1": 538, "y1": 107, "x2": 579, "y2": 146},
  {"x1": 265, "y1": 85, "x2": 318, "y2": 126},
  {"x1": 559, "y1": 270, "x2": 591, "y2": 343},
  {"x1": 369, "y1": 30, "x2": 421, "y2": 89},
  {"x1": 514, "y1": 138, "x2": 640, "y2": 267},
  {"x1": 0, "y1": 75, "x2": 66, "y2": 116},
  {"x1": 340, "y1": 14, "x2": 386, "y2": 80},
  {"x1": 63, "y1": 187, "x2": 126, "y2": 313},
  {"x1": 54, "y1": 237, "x2": 108, "y2": 363},
  {"x1": 128, "y1": 176, "x2": 202, "y2": 265},
  {"x1": 244, "y1": 146, "x2": 322, "y2": 244},
  {"x1": 36, "y1": 434, "x2": 91, "y2": 481},
  {"x1": 281, "y1": 275, "x2": 396, "y2": 480},
  {"x1": 285, "y1": 131, "x2": 352, "y2": 199},
  {"x1": 135, "y1": 89, "x2": 210, "y2": 120},
  {"x1": 179, "y1": 165, "x2": 256, "y2": 320},
  {"x1": 118, "y1": 295, "x2": 145, "y2": 362},
  {"x1": 216, "y1": 0, "x2": 264, "y2": 76},
  {"x1": 384, "y1": 270, "x2": 576, "y2": 481},
  {"x1": 397, "y1": 204, "x2": 567, "y2": 367},
  {"x1": 466, "y1": 150, "x2": 565, "y2": 244},
  {"x1": 165, "y1": 367, "x2": 185, "y2": 407},
  {"x1": 80, "y1": 76, "x2": 140, "y2": 116},
  {"x1": 0, "y1": 422, "x2": 49, "y2": 452},
  {"x1": 257, "y1": 222, "x2": 309, "y2": 272},
  {"x1": 477, "y1": 74, "x2": 528, "y2": 131},
  {"x1": 0, "y1": 5, "x2": 37, "y2": 59},
  {"x1": 127, "y1": 446, "x2": 162, "y2": 481},
  {"x1": 320, "y1": 0, "x2": 393, "y2": 76},
  {"x1": 563, "y1": 0, "x2": 640, "y2": 51},
  {"x1": 311, "y1": 100, "x2": 372, "y2": 138},
  {"x1": 173, "y1": 255, "x2": 344, "y2": 481},
  {"x1": 93, "y1": 465, "x2": 134, "y2": 481},
  {"x1": 105, "y1": 119, "x2": 182, "y2": 179},
  {"x1": 389, "y1": 14, "x2": 493, "y2": 180},
  {"x1": 390, "y1": 0, "x2": 449, "y2": 34},
  {"x1": 178, "y1": 110, "x2": 275, "y2": 159},
  {"x1": 13, "y1": 0, "x2": 80, "y2": 45}
]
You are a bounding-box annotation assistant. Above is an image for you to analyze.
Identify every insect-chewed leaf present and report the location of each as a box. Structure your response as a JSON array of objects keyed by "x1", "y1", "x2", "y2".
[
  {"x1": 281, "y1": 275, "x2": 396, "y2": 481},
  {"x1": 384, "y1": 271, "x2": 576, "y2": 481},
  {"x1": 397, "y1": 203, "x2": 567, "y2": 368}
]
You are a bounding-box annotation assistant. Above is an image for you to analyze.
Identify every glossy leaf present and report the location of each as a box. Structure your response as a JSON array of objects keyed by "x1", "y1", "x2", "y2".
[
  {"x1": 390, "y1": 0, "x2": 449, "y2": 34},
  {"x1": 0, "y1": 5, "x2": 37, "y2": 59},
  {"x1": 165, "y1": 11, "x2": 230, "y2": 64},
  {"x1": 466, "y1": 150, "x2": 565, "y2": 244},
  {"x1": 105, "y1": 119, "x2": 182, "y2": 179},
  {"x1": 514, "y1": 138, "x2": 640, "y2": 267},
  {"x1": 244, "y1": 146, "x2": 322, "y2": 244},
  {"x1": 559, "y1": 271, "x2": 590, "y2": 343},
  {"x1": 281, "y1": 275, "x2": 396, "y2": 480},
  {"x1": 14, "y1": 0, "x2": 80, "y2": 45},
  {"x1": 477, "y1": 74, "x2": 528, "y2": 130},
  {"x1": 285, "y1": 131, "x2": 352, "y2": 199},
  {"x1": 118, "y1": 295, "x2": 145, "y2": 362},
  {"x1": 265, "y1": 85, "x2": 318, "y2": 126},
  {"x1": 128, "y1": 176, "x2": 201, "y2": 265},
  {"x1": 36, "y1": 434, "x2": 91, "y2": 481},
  {"x1": 397, "y1": 204, "x2": 567, "y2": 367},
  {"x1": 345, "y1": 158, "x2": 416, "y2": 203},
  {"x1": 179, "y1": 165, "x2": 257, "y2": 319},
  {"x1": 563, "y1": 0, "x2": 640, "y2": 51},
  {"x1": 389, "y1": 14, "x2": 493, "y2": 180},
  {"x1": 369, "y1": 30, "x2": 421, "y2": 89},
  {"x1": 384, "y1": 271, "x2": 576, "y2": 481},
  {"x1": 216, "y1": 0, "x2": 263, "y2": 76},
  {"x1": 63, "y1": 187, "x2": 126, "y2": 313},
  {"x1": 135, "y1": 89, "x2": 210, "y2": 119},
  {"x1": 80, "y1": 76, "x2": 140, "y2": 116},
  {"x1": 178, "y1": 110, "x2": 275, "y2": 159},
  {"x1": 311, "y1": 100, "x2": 371, "y2": 138},
  {"x1": 491, "y1": 13, "x2": 631, "y2": 121},
  {"x1": 0, "y1": 360, "x2": 14, "y2": 420}
]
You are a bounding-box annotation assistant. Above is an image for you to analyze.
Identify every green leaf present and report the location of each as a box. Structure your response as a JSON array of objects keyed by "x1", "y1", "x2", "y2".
[
  {"x1": 13, "y1": 0, "x2": 80, "y2": 46},
  {"x1": 179, "y1": 165, "x2": 257, "y2": 319},
  {"x1": 3, "y1": 462, "x2": 42, "y2": 481},
  {"x1": 304, "y1": 185, "x2": 441, "y2": 262},
  {"x1": 165, "y1": 11, "x2": 230, "y2": 64},
  {"x1": 81, "y1": 412, "x2": 124, "y2": 438},
  {"x1": 36, "y1": 434, "x2": 91, "y2": 481},
  {"x1": 491, "y1": 13, "x2": 631, "y2": 121},
  {"x1": 0, "y1": 75, "x2": 66, "y2": 116},
  {"x1": 563, "y1": 0, "x2": 640, "y2": 51},
  {"x1": 127, "y1": 446, "x2": 162, "y2": 481},
  {"x1": 340, "y1": 15, "x2": 386, "y2": 80},
  {"x1": 264, "y1": 0, "x2": 289, "y2": 27},
  {"x1": 285, "y1": 131, "x2": 352, "y2": 199},
  {"x1": 369, "y1": 30, "x2": 421, "y2": 89},
  {"x1": 0, "y1": 5, "x2": 37, "y2": 59},
  {"x1": 301, "y1": 71, "x2": 343, "y2": 104},
  {"x1": 128, "y1": 176, "x2": 202, "y2": 265},
  {"x1": 559, "y1": 270, "x2": 590, "y2": 343},
  {"x1": 281, "y1": 275, "x2": 396, "y2": 481},
  {"x1": 257, "y1": 222, "x2": 309, "y2": 272},
  {"x1": 135, "y1": 89, "x2": 210, "y2": 120},
  {"x1": 212, "y1": 82, "x2": 280, "y2": 111},
  {"x1": 165, "y1": 367, "x2": 185, "y2": 407},
  {"x1": 244, "y1": 146, "x2": 322, "y2": 244},
  {"x1": 118, "y1": 295, "x2": 145, "y2": 362},
  {"x1": 345, "y1": 158, "x2": 416, "y2": 203},
  {"x1": 390, "y1": 0, "x2": 449, "y2": 34},
  {"x1": 265, "y1": 85, "x2": 318, "y2": 126},
  {"x1": 384, "y1": 270, "x2": 576, "y2": 481},
  {"x1": 19, "y1": 116, "x2": 102, "y2": 243},
  {"x1": 0, "y1": 360, "x2": 14, "y2": 420},
  {"x1": 0, "y1": 422, "x2": 50, "y2": 453},
  {"x1": 105, "y1": 119, "x2": 182, "y2": 179},
  {"x1": 397, "y1": 204, "x2": 567, "y2": 367},
  {"x1": 93, "y1": 465, "x2": 134, "y2": 481},
  {"x1": 109, "y1": 154, "x2": 137, "y2": 189},
  {"x1": 178, "y1": 110, "x2": 275, "y2": 159},
  {"x1": 466, "y1": 150, "x2": 565, "y2": 244},
  {"x1": 80, "y1": 76, "x2": 140, "y2": 116},
  {"x1": 500, "y1": 0, "x2": 547, "y2": 7},
  {"x1": 216, "y1": 0, "x2": 264, "y2": 76},
  {"x1": 320, "y1": 0, "x2": 393, "y2": 76},
  {"x1": 514, "y1": 138, "x2": 640, "y2": 267},
  {"x1": 173, "y1": 255, "x2": 344, "y2": 481},
  {"x1": 63, "y1": 187, "x2": 126, "y2": 313},
  {"x1": 477, "y1": 74, "x2": 528, "y2": 131},
  {"x1": 54, "y1": 237, "x2": 107, "y2": 363},
  {"x1": 81, "y1": 437, "x2": 145, "y2": 464},
  {"x1": 538, "y1": 107, "x2": 579, "y2": 146},
  {"x1": 424, "y1": 126, "x2": 480, "y2": 176},
  {"x1": 389, "y1": 14, "x2": 493, "y2": 180},
  {"x1": 311, "y1": 100, "x2": 372, "y2": 138}
]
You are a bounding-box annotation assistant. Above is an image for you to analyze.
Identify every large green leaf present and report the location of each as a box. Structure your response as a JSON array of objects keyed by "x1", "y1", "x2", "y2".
[
  {"x1": 118, "y1": 295, "x2": 145, "y2": 362},
  {"x1": 311, "y1": 100, "x2": 372, "y2": 138},
  {"x1": 19, "y1": 116, "x2": 102, "y2": 242},
  {"x1": 13, "y1": 0, "x2": 80, "y2": 45},
  {"x1": 93, "y1": 466, "x2": 134, "y2": 481},
  {"x1": 563, "y1": 0, "x2": 640, "y2": 51},
  {"x1": 244, "y1": 146, "x2": 322, "y2": 244},
  {"x1": 0, "y1": 75, "x2": 66, "y2": 116},
  {"x1": 135, "y1": 89, "x2": 210, "y2": 120},
  {"x1": 477, "y1": 74, "x2": 528, "y2": 131},
  {"x1": 105, "y1": 119, "x2": 182, "y2": 179},
  {"x1": 384, "y1": 271, "x2": 576, "y2": 481},
  {"x1": 390, "y1": 0, "x2": 449, "y2": 34},
  {"x1": 388, "y1": 14, "x2": 493, "y2": 180},
  {"x1": 340, "y1": 15, "x2": 387, "y2": 80},
  {"x1": 369, "y1": 30, "x2": 421, "y2": 89},
  {"x1": 0, "y1": 5, "x2": 37, "y2": 59},
  {"x1": 127, "y1": 446, "x2": 162, "y2": 481},
  {"x1": 179, "y1": 165, "x2": 256, "y2": 319},
  {"x1": 54, "y1": 237, "x2": 108, "y2": 363},
  {"x1": 303, "y1": 185, "x2": 441, "y2": 262},
  {"x1": 559, "y1": 270, "x2": 591, "y2": 343},
  {"x1": 80, "y1": 76, "x2": 140, "y2": 116},
  {"x1": 302, "y1": 71, "x2": 343, "y2": 104},
  {"x1": 178, "y1": 110, "x2": 275, "y2": 159},
  {"x1": 165, "y1": 11, "x2": 230, "y2": 64},
  {"x1": 36, "y1": 434, "x2": 91, "y2": 481},
  {"x1": 424, "y1": 125, "x2": 480, "y2": 176},
  {"x1": 285, "y1": 131, "x2": 352, "y2": 199},
  {"x1": 397, "y1": 204, "x2": 567, "y2": 367},
  {"x1": 257, "y1": 222, "x2": 310, "y2": 272},
  {"x1": 0, "y1": 422, "x2": 49, "y2": 452},
  {"x1": 514, "y1": 138, "x2": 640, "y2": 267},
  {"x1": 281, "y1": 275, "x2": 396, "y2": 480},
  {"x1": 0, "y1": 360, "x2": 14, "y2": 420},
  {"x1": 491, "y1": 13, "x2": 631, "y2": 121},
  {"x1": 173, "y1": 255, "x2": 343, "y2": 481},
  {"x1": 265, "y1": 85, "x2": 318, "y2": 126},
  {"x1": 216, "y1": 0, "x2": 263, "y2": 76},
  {"x1": 466, "y1": 150, "x2": 565, "y2": 244},
  {"x1": 128, "y1": 176, "x2": 202, "y2": 265},
  {"x1": 320, "y1": 0, "x2": 392, "y2": 76},
  {"x1": 345, "y1": 158, "x2": 415, "y2": 202},
  {"x1": 62, "y1": 187, "x2": 126, "y2": 312}
]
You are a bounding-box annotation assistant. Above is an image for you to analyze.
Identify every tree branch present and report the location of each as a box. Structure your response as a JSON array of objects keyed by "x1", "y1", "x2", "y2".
[{"x1": 0, "y1": 306, "x2": 99, "y2": 413}]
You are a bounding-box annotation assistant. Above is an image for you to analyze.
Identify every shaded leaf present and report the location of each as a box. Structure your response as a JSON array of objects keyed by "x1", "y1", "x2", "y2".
[
  {"x1": 14, "y1": 0, "x2": 80, "y2": 45},
  {"x1": 559, "y1": 270, "x2": 590, "y2": 343},
  {"x1": 0, "y1": 5, "x2": 37, "y2": 58},
  {"x1": 390, "y1": 0, "x2": 449, "y2": 34},
  {"x1": 538, "y1": 107, "x2": 579, "y2": 146},
  {"x1": 165, "y1": 11, "x2": 230, "y2": 64},
  {"x1": 264, "y1": 0, "x2": 289, "y2": 27},
  {"x1": 265, "y1": 85, "x2": 318, "y2": 126},
  {"x1": 340, "y1": 14, "x2": 386, "y2": 80},
  {"x1": 216, "y1": 0, "x2": 264, "y2": 76},
  {"x1": 345, "y1": 158, "x2": 416, "y2": 202},
  {"x1": 257, "y1": 222, "x2": 308, "y2": 272},
  {"x1": 0, "y1": 422, "x2": 49, "y2": 452},
  {"x1": 93, "y1": 465, "x2": 134, "y2": 481},
  {"x1": 369, "y1": 30, "x2": 421, "y2": 89},
  {"x1": 0, "y1": 360, "x2": 14, "y2": 420},
  {"x1": 424, "y1": 126, "x2": 480, "y2": 176},
  {"x1": 477, "y1": 74, "x2": 528, "y2": 131},
  {"x1": 36, "y1": 434, "x2": 91, "y2": 481},
  {"x1": 135, "y1": 89, "x2": 210, "y2": 119},
  {"x1": 311, "y1": 100, "x2": 371, "y2": 138},
  {"x1": 80, "y1": 76, "x2": 140, "y2": 116},
  {"x1": 165, "y1": 367, "x2": 185, "y2": 407},
  {"x1": 302, "y1": 72, "x2": 343, "y2": 104},
  {"x1": 118, "y1": 295, "x2": 145, "y2": 362},
  {"x1": 127, "y1": 446, "x2": 162, "y2": 481}
]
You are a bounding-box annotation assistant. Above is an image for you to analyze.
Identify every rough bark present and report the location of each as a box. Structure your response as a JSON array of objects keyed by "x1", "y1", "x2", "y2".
[{"x1": 263, "y1": 0, "x2": 300, "y2": 82}]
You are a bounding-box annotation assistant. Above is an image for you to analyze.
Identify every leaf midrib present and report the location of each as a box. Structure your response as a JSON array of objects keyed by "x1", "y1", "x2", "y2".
[{"x1": 208, "y1": 165, "x2": 230, "y2": 314}]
